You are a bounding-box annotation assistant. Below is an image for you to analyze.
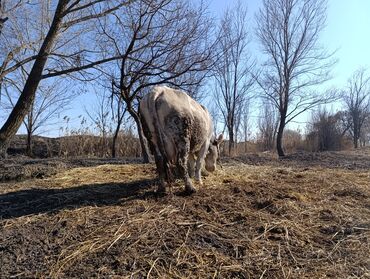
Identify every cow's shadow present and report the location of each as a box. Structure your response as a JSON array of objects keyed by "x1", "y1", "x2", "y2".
[{"x1": 0, "y1": 179, "x2": 158, "y2": 219}]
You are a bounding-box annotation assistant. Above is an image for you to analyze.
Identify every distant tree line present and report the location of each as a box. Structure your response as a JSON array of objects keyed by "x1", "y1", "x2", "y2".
[{"x1": 0, "y1": 0, "x2": 369, "y2": 159}]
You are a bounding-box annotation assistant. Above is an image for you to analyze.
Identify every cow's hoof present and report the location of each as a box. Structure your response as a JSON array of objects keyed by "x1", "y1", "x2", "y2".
[
  {"x1": 184, "y1": 186, "x2": 197, "y2": 195},
  {"x1": 156, "y1": 185, "x2": 166, "y2": 194},
  {"x1": 201, "y1": 170, "x2": 209, "y2": 176},
  {"x1": 155, "y1": 190, "x2": 167, "y2": 198},
  {"x1": 194, "y1": 179, "x2": 203, "y2": 186}
]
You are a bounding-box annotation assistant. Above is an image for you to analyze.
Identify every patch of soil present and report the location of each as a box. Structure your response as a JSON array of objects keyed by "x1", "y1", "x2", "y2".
[
  {"x1": 0, "y1": 158, "x2": 66, "y2": 181},
  {"x1": 1, "y1": 160, "x2": 369, "y2": 278},
  {"x1": 228, "y1": 148, "x2": 370, "y2": 170}
]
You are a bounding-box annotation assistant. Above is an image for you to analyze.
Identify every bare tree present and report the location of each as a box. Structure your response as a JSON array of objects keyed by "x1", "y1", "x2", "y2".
[
  {"x1": 258, "y1": 101, "x2": 278, "y2": 151},
  {"x1": 85, "y1": 91, "x2": 112, "y2": 157},
  {"x1": 110, "y1": 80, "x2": 126, "y2": 158},
  {"x1": 240, "y1": 99, "x2": 251, "y2": 153},
  {"x1": 214, "y1": 2, "x2": 254, "y2": 156},
  {"x1": 255, "y1": 0, "x2": 336, "y2": 157},
  {"x1": 306, "y1": 107, "x2": 343, "y2": 151},
  {"x1": 360, "y1": 119, "x2": 370, "y2": 147},
  {"x1": 97, "y1": 0, "x2": 216, "y2": 162},
  {"x1": 208, "y1": 102, "x2": 222, "y2": 137},
  {"x1": 0, "y1": 0, "x2": 132, "y2": 157},
  {"x1": 342, "y1": 68, "x2": 370, "y2": 148},
  {"x1": 2, "y1": 72, "x2": 74, "y2": 156},
  {"x1": 233, "y1": 103, "x2": 243, "y2": 151}
]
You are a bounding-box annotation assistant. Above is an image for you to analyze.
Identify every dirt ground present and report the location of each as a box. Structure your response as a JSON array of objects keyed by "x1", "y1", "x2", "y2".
[{"x1": 1, "y1": 151, "x2": 369, "y2": 278}]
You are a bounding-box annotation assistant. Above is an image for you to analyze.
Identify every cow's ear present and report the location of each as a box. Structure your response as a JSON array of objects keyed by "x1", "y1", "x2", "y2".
[
  {"x1": 214, "y1": 134, "x2": 224, "y2": 145},
  {"x1": 217, "y1": 134, "x2": 224, "y2": 142}
]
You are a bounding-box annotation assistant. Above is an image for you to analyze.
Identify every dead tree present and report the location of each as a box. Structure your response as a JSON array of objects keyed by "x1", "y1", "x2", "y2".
[
  {"x1": 255, "y1": 0, "x2": 336, "y2": 157},
  {"x1": 0, "y1": 0, "x2": 132, "y2": 157},
  {"x1": 306, "y1": 107, "x2": 344, "y2": 151},
  {"x1": 2, "y1": 73, "x2": 73, "y2": 156},
  {"x1": 360, "y1": 119, "x2": 370, "y2": 147},
  {"x1": 97, "y1": 0, "x2": 216, "y2": 162},
  {"x1": 214, "y1": 2, "x2": 254, "y2": 156},
  {"x1": 110, "y1": 80, "x2": 126, "y2": 158},
  {"x1": 342, "y1": 68, "x2": 370, "y2": 148},
  {"x1": 258, "y1": 101, "x2": 278, "y2": 151},
  {"x1": 240, "y1": 99, "x2": 251, "y2": 153},
  {"x1": 85, "y1": 91, "x2": 113, "y2": 157}
]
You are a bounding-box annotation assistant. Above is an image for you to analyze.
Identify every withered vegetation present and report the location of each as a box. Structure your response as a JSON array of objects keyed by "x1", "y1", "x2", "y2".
[{"x1": 1, "y1": 151, "x2": 369, "y2": 278}]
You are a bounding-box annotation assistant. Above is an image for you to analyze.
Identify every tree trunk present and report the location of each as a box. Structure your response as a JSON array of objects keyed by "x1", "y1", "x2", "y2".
[
  {"x1": 354, "y1": 137, "x2": 359, "y2": 149},
  {"x1": 276, "y1": 119, "x2": 286, "y2": 157},
  {"x1": 353, "y1": 123, "x2": 359, "y2": 149},
  {"x1": 26, "y1": 130, "x2": 33, "y2": 157},
  {"x1": 26, "y1": 105, "x2": 34, "y2": 157},
  {"x1": 112, "y1": 103, "x2": 125, "y2": 158},
  {"x1": 0, "y1": 0, "x2": 67, "y2": 158},
  {"x1": 228, "y1": 129, "x2": 234, "y2": 156},
  {"x1": 112, "y1": 119, "x2": 122, "y2": 158},
  {"x1": 127, "y1": 107, "x2": 151, "y2": 163},
  {"x1": 112, "y1": 131, "x2": 118, "y2": 158}
]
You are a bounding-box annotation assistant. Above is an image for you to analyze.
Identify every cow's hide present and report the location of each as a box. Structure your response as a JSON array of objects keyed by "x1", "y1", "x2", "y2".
[{"x1": 139, "y1": 86, "x2": 222, "y2": 194}]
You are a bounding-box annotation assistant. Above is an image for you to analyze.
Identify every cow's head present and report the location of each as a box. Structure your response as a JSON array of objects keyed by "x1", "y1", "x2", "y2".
[{"x1": 205, "y1": 134, "x2": 224, "y2": 172}]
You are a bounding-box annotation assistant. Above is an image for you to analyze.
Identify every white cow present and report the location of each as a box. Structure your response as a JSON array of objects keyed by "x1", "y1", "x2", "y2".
[{"x1": 139, "y1": 86, "x2": 223, "y2": 194}]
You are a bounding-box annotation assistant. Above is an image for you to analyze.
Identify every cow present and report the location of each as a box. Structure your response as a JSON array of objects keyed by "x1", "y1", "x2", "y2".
[{"x1": 139, "y1": 86, "x2": 223, "y2": 194}]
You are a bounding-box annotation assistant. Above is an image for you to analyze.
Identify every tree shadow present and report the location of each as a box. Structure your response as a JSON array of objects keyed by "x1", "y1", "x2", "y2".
[{"x1": 0, "y1": 179, "x2": 158, "y2": 219}]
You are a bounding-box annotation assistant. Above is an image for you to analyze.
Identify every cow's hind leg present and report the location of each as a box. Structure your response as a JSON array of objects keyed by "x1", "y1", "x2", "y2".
[
  {"x1": 140, "y1": 112, "x2": 167, "y2": 194},
  {"x1": 177, "y1": 139, "x2": 196, "y2": 194},
  {"x1": 154, "y1": 152, "x2": 167, "y2": 193},
  {"x1": 188, "y1": 153, "x2": 196, "y2": 178},
  {"x1": 147, "y1": 143, "x2": 168, "y2": 193},
  {"x1": 194, "y1": 143, "x2": 208, "y2": 185}
]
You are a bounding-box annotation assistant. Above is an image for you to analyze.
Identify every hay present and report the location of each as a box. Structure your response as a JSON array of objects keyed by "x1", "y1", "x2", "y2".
[{"x1": 1, "y1": 159, "x2": 369, "y2": 278}]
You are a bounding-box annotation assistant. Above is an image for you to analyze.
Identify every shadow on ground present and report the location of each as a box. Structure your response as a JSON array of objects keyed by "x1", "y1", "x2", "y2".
[{"x1": 0, "y1": 179, "x2": 157, "y2": 219}]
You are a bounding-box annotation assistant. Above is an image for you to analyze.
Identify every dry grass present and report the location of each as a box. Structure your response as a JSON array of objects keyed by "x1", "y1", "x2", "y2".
[{"x1": 1, "y1": 158, "x2": 369, "y2": 278}]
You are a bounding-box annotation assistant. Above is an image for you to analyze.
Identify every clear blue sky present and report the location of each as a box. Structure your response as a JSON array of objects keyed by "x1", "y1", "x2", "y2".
[
  {"x1": 208, "y1": 0, "x2": 370, "y2": 88},
  {"x1": 322, "y1": 0, "x2": 370, "y2": 87}
]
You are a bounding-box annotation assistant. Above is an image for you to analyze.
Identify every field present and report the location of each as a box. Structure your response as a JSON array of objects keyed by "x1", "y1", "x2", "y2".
[{"x1": 1, "y1": 151, "x2": 369, "y2": 278}]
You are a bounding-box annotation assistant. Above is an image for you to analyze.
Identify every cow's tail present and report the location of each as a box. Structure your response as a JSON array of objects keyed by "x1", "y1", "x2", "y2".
[
  {"x1": 151, "y1": 91, "x2": 173, "y2": 182},
  {"x1": 138, "y1": 101, "x2": 154, "y2": 158}
]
